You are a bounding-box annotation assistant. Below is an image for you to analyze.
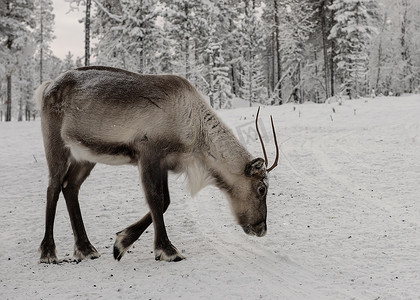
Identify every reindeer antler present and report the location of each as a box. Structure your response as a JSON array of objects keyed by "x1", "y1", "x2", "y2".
[
  {"x1": 267, "y1": 115, "x2": 279, "y2": 172},
  {"x1": 255, "y1": 107, "x2": 279, "y2": 172}
]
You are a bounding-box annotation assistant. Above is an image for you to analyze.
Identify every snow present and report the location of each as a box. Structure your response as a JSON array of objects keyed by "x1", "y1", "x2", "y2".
[{"x1": 1, "y1": 95, "x2": 419, "y2": 299}]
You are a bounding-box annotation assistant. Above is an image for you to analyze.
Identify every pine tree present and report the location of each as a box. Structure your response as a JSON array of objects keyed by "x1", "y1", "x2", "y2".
[
  {"x1": 397, "y1": 0, "x2": 420, "y2": 93},
  {"x1": 0, "y1": 0, "x2": 36, "y2": 121},
  {"x1": 369, "y1": 2, "x2": 392, "y2": 95},
  {"x1": 262, "y1": 0, "x2": 285, "y2": 104},
  {"x1": 162, "y1": 0, "x2": 209, "y2": 83},
  {"x1": 35, "y1": 0, "x2": 54, "y2": 84},
  {"x1": 237, "y1": 0, "x2": 266, "y2": 106},
  {"x1": 283, "y1": 0, "x2": 316, "y2": 103},
  {"x1": 61, "y1": 51, "x2": 76, "y2": 72},
  {"x1": 206, "y1": 38, "x2": 233, "y2": 109},
  {"x1": 92, "y1": 0, "x2": 161, "y2": 73},
  {"x1": 311, "y1": 0, "x2": 334, "y2": 100},
  {"x1": 367, "y1": 0, "x2": 420, "y2": 95},
  {"x1": 263, "y1": 0, "x2": 316, "y2": 104},
  {"x1": 17, "y1": 58, "x2": 36, "y2": 121},
  {"x1": 329, "y1": 0, "x2": 378, "y2": 98},
  {"x1": 210, "y1": 0, "x2": 241, "y2": 98},
  {"x1": 202, "y1": 0, "x2": 239, "y2": 108}
]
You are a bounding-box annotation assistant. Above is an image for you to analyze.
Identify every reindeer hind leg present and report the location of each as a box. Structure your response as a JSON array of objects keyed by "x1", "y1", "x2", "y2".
[
  {"x1": 39, "y1": 173, "x2": 65, "y2": 264},
  {"x1": 61, "y1": 160, "x2": 100, "y2": 261},
  {"x1": 39, "y1": 123, "x2": 70, "y2": 263}
]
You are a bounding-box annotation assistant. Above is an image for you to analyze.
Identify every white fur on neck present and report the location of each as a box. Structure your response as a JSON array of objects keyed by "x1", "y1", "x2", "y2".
[{"x1": 185, "y1": 158, "x2": 214, "y2": 197}]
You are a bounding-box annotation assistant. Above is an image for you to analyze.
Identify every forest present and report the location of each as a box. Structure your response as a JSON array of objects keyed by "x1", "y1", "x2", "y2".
[{"x1": 1, "y1": 0, "x2": 419, "y2": 121}]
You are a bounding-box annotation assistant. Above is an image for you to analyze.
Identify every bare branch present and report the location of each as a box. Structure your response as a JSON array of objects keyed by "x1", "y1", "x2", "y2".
[{"x1": 91, "y1": 0, "x2": 123, "y2": 22}]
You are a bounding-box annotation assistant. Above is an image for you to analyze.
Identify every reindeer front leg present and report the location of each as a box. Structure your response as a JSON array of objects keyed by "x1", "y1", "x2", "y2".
[
  {"x1": 140, "y1": 159, "x2": 184, "y2": 262},
  {"x1": 113, "y1": 171, "x2": 171, "y2": 261}
]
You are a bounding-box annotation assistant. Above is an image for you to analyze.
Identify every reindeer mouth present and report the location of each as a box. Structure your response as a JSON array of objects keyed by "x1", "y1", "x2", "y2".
[{"x1": 242, "y1": 221, "x2": 267, "y2": 237}]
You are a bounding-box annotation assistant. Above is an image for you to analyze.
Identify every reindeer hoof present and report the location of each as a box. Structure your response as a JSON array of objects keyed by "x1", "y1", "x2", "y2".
[
  {"x1": 113, "y1": 230, "x2": 132, "y2": 261},
  {"x1": 39, "y1": 242, "x2": 59, "y2": 264},
  {"x1": 39, "y1": 252, "x2": 59, "y2": 264},
  {"x1": 113, "y1": 244, "x2": 125, "y2": 261},
  {"x1": 74, "y1": 243, "x2": 100, "y2": 261},
  {"x1": 155, "y1": 245, "x2": 185, "y2": 262}
]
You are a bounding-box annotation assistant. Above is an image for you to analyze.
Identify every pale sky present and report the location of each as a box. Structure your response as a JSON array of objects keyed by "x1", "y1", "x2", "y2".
[{"x1": 50, "y1": 0, "x2": 85, "y2": 60}]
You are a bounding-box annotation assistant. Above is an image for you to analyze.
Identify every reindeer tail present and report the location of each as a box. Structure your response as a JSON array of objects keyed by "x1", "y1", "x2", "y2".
[{"x1": 34, "y1": 81, "x2": 52, "y2": 110}]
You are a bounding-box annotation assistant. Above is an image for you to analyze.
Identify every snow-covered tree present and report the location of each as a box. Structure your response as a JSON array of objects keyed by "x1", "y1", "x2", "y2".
[
  {"x1": 262, "y1": 0, "x2": 285, "y2": 103},
  {"x1": 0, "y1": 0, "x2": 36, "y2": 121},
  {"x1": 208, "y1": 0, "x2": 241, "y2": 97},
  {"x1": 34, "y1": 0, "x2": 55, "y2": 84},
  {"x1": 206, "y1": 38, "x2": 233, "y2": 109},
  {"x1": 161, "y1": 0, "x2": 210, "y2": 83},
  {"x1": 394, "y1": 0, "x2": 420, "y2": 93},
  {"x1": 263, "y1": 0, "x2": 316, "y2": 104},
  {"x1": 329, "y1": 0, "x2": 378, "y2": 98},
  {"x1": 313, "y1": 0, "x2": 334, "y2": 99},
  {"x1": 368, "y1": 0, "x2": 420, "y2": 95},
  {"x1": 43, "y1": 55, "x2": 62, "y2": 82},
  {"x1": 16, "y1": 58, "x2": 36, "y2": 121},
  {"x1": 92, "y1": 0, "x2": 161, "y2": 73},
  {"x1": 283, "y1": 0, "x2": 316, "y2": 103},
  {"x1": 61, "y1": 51, "x2": 76, "y2": 72},
  {"x1": 236, "y1": 0, "x2": 266, "y2": 106}
]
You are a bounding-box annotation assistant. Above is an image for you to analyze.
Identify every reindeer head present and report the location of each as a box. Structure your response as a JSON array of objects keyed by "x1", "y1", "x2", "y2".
[{"x1": 226, "y1": 108, "x2": 279, "y2": 237}]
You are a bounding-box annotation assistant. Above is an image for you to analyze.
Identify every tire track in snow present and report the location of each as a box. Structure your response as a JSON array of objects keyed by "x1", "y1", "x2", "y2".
[
  {"x1": 309, "y1": 128, "x2": 420, "y2": 228},
  {"x1": 281, "y1": 129, "x2": 397, "y2": 214},
  {"x1": 277, "y1": 128, "x2": 417, "y2": 295}
]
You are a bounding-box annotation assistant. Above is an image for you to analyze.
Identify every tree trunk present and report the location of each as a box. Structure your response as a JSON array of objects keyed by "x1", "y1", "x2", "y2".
[
  {"x1": 375, "y1": 39, "x2": 383, "y2": 92},
  {"x1": 328, "y1": 0, "x2": 335, "y2": 97},
  {"x1": 298, "y1": 61, "x2": 303, "y2": 103},
  {"x1": 184, "y1": 3, "x2": 191, "y2": 80},
  {"x1": 26, "y1": 106, "x2": 30, "y2": 121},
  {"x1": 248, "y1": 60, "x2": 252, "y2": 107},
  {"x1": 6, "y1": 74, "x2": 12, "y2": 122},
  {"x1": 274, "y1": 0, "x2": 282, "y2": 103},
  {"x1": 18, "y1": 99, "x2": 23, "y2": 121},
  {"x1": 314, "y1": 50, "x2": 320, "y2": 102},
  {"x1": 209, "y1": 54, "x2": 214, "y2": 108},
  {"x1": 18, "y1": 69, "x2": 23, "y2": 121},
  {"x1": 291, "y1": 61, "x2": 299, "y2": 103},
  {"x1": 138, "y1": 38, "x2": 144, "y2": 74},
  {"x1": 266, "y1": 35, "x2": 273, "y2": 99},
  {"x1": 330, "y1": 39, "x2": 335, "y2": 97},
  {"x1": 228, "y1": 17, "x2": 238, "y2": 97},
  {"x1": 321, "y1": 1, "x2": 330, "y2": 99},
  {"x1": 270, "y1": 32, "x2": 276, "y2": 104},
  {"x1": 375, "y1": 12, "x2": 387, "y2": 93},
  {"x1": 40, "y1": 4, "x2": 44, "y2": 83},
  {"x1": 85, "y1": 0, "x2": 91, "y2": 66},
  {"x1": 400, "y1": 0, "x2": 413, "y2": 93},
  {"x1": 230, "y1": 63, "x2": 237, "y2": 96}
]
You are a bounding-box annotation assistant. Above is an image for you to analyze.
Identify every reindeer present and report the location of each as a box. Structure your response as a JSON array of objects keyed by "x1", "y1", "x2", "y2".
[{"x1": 35, "y1": 66, "x2": 278, "y2": 263}]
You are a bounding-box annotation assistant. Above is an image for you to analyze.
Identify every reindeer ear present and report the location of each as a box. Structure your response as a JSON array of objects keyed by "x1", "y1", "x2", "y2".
[{"x1": 245, "y1": 158, "x2": 266, "y2": 177}]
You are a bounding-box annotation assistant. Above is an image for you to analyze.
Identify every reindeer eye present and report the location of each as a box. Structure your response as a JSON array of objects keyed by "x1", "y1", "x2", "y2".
[{"x1": 257, "y1": 185, "x2": 266, "y2": 196}]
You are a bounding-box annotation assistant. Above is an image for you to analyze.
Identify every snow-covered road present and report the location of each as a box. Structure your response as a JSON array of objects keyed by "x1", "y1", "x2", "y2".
[{"x1": 1, "y1": 95, "x2": 419, "y2": 299}]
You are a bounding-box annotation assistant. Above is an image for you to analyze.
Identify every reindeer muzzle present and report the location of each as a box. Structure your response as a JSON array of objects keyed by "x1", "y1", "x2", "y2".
[{"x1": 242, "y1": 221, "x2": 267, "y2": 237}]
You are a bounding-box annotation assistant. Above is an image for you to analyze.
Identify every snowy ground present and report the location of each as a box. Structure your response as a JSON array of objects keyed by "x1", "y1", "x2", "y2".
[{"x1": 1, "y1": 95, "x2": 419, "y2": 299}]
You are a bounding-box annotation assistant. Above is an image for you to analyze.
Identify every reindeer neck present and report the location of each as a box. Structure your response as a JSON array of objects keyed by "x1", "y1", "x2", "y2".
[{"x1": 198, "y1": 106, "x2": 252, "y2": 177}]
